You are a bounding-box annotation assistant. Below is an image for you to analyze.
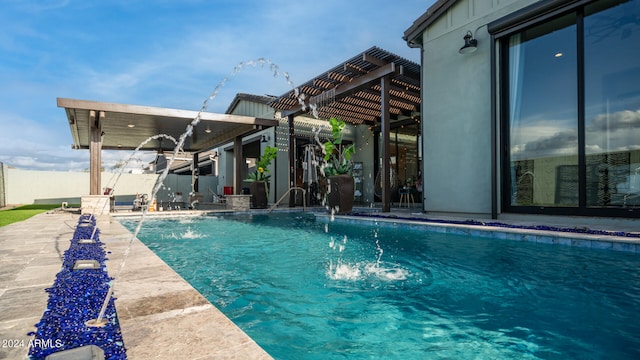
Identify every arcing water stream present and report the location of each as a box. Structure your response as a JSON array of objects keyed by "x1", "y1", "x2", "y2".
[{"x1": 90, "y1": 58, "x2": 316, "y2": 325}]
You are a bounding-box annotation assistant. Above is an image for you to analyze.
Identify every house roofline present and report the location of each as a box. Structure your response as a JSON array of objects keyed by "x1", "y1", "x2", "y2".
[
  {"x1": 403, "y1": 0, "x2": 459, "y2": 46},
  {"x1": 225, "y1": 93, "x2": 276, "y2": 115}
]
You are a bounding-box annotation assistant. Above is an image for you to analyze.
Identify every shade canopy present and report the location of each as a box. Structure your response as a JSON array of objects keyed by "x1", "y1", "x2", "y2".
[
  {"x1": 58, "y1": 98, "x2": 278, "y2": 152},
  {"x1": 270, "y1": 46, "x2": 421, "y2": 125},
  {"x1": 269, "y1": 47, "x2": 421, "y2": 213}
]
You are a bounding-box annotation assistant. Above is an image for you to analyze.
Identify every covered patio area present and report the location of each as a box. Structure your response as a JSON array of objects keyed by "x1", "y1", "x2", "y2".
[
  {"x1": 270, "y1": 47, "x2": 422, "y2": 212},
  {"x1": 57, "y1": 98, "x2": 278, "y2": 212}
]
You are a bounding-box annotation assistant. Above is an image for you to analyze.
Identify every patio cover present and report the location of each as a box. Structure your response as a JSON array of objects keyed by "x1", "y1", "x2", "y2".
[
  {"x1": 270, "y1": 46, "x2": 420, "y2": 125},
  {"x1": 270, "y1": 47, "x2": 421, "y2": 212},
  {"x1": 58, "y1": 98, "x2": 277, "y2": 195}
]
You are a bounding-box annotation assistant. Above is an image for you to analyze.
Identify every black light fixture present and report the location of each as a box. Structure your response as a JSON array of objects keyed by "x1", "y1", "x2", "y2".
[
  {"x1": 459, "y1": 30, "x2": 478, "y2": 54},
  {"x1": 156, "y1": 137, "x2": 164, "y2": 156},
  {"x1": 261, "y1": 134, "x2": 270, "y2": 143}
]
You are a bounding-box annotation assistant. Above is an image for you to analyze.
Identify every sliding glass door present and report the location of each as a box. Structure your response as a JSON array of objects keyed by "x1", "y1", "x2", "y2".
[
  {"x1": 501, "y1": 0, "x2": 640, "y2": 216},
  {"x1": 507, "y1": 14, "x2": 578, "y2": 207},
  {"x1": 584, "y1": 0, "x2": 640, "y2": 209}
]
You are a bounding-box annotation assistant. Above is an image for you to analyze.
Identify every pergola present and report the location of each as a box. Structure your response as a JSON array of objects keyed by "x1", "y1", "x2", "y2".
[
  {"x1": 58, "y1": 98, "x2": 278, "y2": 196},
  {"x1": 270, "y1": 46, "x2": 421, "y2": 212}
]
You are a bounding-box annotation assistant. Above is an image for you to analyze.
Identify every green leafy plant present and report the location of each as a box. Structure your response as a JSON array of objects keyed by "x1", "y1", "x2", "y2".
[
  {"x1": 245, "y1": 145, "x2": 278, "y2": 183},
  {"x1": 405, "y1": 176, "x2": 415, "y2": 187},
  {"x1": 321, "y1": 117, "x2": 355, "y2": 176}
]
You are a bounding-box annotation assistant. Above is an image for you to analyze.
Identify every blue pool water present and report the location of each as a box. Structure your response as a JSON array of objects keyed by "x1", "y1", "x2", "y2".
[{"x1": 121, "y1": 213, "x2": 640, "y2": 359}]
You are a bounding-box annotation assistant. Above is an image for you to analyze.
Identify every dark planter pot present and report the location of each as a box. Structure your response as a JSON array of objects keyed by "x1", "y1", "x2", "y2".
[
  {"x1": 250, "y1": 181, "x2": 268, "y2": 209},
  {"x1": 326, "y1": 174, "x2": 354, "y2": 214}
]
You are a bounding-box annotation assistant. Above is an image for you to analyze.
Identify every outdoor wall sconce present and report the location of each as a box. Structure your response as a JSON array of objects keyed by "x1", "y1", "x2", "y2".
[
  {"x1": 205, "y1": 125, "x2": 212, "y2": 133},
  {"x1": 261, "y1": 134, "x2": 270, "y2": 143},
  {"x1": 459, "y1": 30, "x2": 478, "y2": 54}
]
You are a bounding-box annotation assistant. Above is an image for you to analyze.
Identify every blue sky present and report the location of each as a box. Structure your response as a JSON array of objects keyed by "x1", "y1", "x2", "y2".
[{"x1": 0, "y1": 0, "x2": 434, "y2": 172}]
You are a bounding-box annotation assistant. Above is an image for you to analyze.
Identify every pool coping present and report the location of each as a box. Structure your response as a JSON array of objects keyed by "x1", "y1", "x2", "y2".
[
  {"x1": 319, "y1": 214, "x2": 640, "y2": 253},
  {"x1": 116, "y1": 207, "x2": 640, "y2": 251}
]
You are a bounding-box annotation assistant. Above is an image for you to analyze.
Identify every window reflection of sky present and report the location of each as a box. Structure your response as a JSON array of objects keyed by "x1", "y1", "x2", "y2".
[
  {"x1": 510, "y1": 0, "x2": 640, "y2": 159},
  {"x1": 585, "y1": 0, "x2": 640, "y2": 155},
  {"x1": 510, "y1": 16, "x2": 577, "y2": 160}
]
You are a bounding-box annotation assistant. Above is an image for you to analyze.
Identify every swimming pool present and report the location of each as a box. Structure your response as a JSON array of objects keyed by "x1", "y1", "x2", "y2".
[{"x1": 121, "y1": 213, "x2": 640, "y2": 359}]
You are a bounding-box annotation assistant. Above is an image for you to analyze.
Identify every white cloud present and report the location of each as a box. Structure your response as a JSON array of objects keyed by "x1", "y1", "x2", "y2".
[
  {"x1": 587, "y1": 109, "x2": 640, "y2": 132},
  {"x1": 513, "y1": 110, "x2": 640, "y2": 159}
]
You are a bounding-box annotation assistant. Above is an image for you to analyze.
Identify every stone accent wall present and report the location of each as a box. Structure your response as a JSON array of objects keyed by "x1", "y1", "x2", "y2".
[
  {"x1": 81, "y1": 195, "x2": 111, "y2": 215},
  {"x1": 225, "y1": 195, "x2": 251, "y2": 211}
]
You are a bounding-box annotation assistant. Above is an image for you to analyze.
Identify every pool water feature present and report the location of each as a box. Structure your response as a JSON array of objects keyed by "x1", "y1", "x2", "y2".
[
  {"x1": 121, "y1": 213, "x2": 640, "y2": 359},
  {"x1": 29, "y1": 215, "x2": 126, "y2": 359},
  {"x1": 93, "y1": 58, "x2": 312, "y2": 325}
]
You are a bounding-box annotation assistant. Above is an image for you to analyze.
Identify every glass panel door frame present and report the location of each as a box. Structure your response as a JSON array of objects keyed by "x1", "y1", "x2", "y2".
[{"x1": 495, "y1": 0, "x2": 640, "y2": 218}]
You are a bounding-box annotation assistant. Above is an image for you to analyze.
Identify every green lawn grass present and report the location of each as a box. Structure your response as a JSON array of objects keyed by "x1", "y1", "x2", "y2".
[{"x1": 0, "y1": 204, "x2": 63, "y2": 227}]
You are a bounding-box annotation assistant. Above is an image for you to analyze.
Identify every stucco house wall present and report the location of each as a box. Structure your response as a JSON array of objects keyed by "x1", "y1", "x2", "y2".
[{"x1": 411, "y1": 0, "x2": 537, "y2": 216}]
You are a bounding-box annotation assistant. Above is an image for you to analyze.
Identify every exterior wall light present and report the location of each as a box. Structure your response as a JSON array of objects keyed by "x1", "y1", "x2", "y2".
[{"x1": 459, "y1": 30, "x2": 478, "y2": 54}]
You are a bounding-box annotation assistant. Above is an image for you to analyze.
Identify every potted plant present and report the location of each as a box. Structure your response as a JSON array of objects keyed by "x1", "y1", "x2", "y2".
[
  {"x1": 405, "y1": 176, "x2": 415, "y2": 188},
  {"x1": 319, "y1": 117, "x2": 356, "y2": 214},
  {"x1": 245, "y1": 145, "x2": 277, "y2": 208}
]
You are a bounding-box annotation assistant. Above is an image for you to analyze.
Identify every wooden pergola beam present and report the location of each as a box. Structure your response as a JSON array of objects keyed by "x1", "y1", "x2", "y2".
[
  {"x1": 281, "y1": 62, "x2": 401, "y2": 118},
  {"x1": 89, "y1": 110, "x2": 104, "y2": 195},
  {"x1": 234, "y1": 135, "x2": 243, "y2": 195},
  {"x1": 381, "y1": 75, "x2": 392, "y2": 212},
  {"x1": 362, "y1": 53, "x2": 387, "y2": 67},
  {"x1": 333, "y1": 62, "x2": 400, "y2": 102}
]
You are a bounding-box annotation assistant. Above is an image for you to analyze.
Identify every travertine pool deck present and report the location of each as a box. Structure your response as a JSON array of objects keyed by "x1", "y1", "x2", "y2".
[
  {"x1": 0, "y1": 211, "x2": 272, "y2": 359},
  {"x1": 1, "y1": 208, "x2": 638, "y2": 359}
]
